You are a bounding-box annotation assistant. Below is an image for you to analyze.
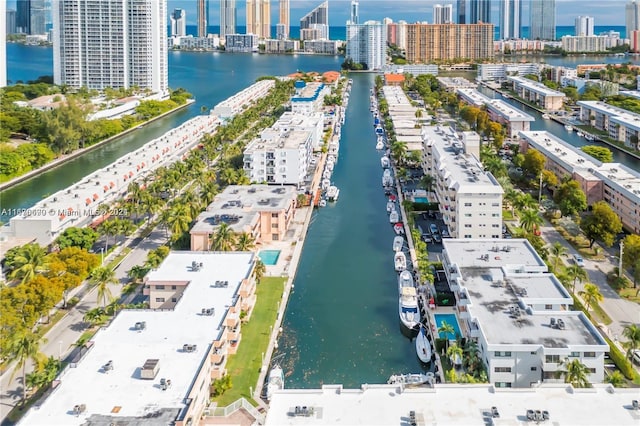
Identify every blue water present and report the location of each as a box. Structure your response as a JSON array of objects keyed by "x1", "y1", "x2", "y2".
[
  {"x1": 259, "y1": 250, "x2": 281, "y2": 266},
  {"x1": 414, "y1": 197, "x2": 428, "y2": 204},
  {"x1": 434, "y1": 313, "x2": 462, "y2": 340}
]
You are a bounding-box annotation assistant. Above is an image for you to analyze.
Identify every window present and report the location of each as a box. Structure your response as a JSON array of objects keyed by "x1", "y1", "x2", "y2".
[
  {"x1": 545, "y1": 355, "x2": 560, "y2": 363},
  {"x1": 530, "y1": 367, "x2": 537, "y2": 371},
  {"x1": 465, "y1": 224, "x2": 472, "y2": 228},
  {"x1": 494, "y1": 351, "x2": 512, "y2": 357},
  {"x1": 584, "y1": 352, "x2": 596, "y2": 358},
  {"x1": 492, "y1": 224, "x2": 499, "y2": 228},
  {"x1": 569, "y1": 352, "x2": 580, "y2": 357},
  {"x1": 171, "y1": 285, "x2": 177, "y2": 290},
  {"x1": 464, "y1": 202, "x2": 472, "y2": 207},
  {"x1": 271, "y1": 213, "x2": 279, "y2": 218},
  {"x1": 171, "y1": 298, "x2": 177, "y2": 302},
  {"x1": 545, "y1": 304, "x2": 552, "y2": 310},
  {"x1": 588, "y1": 368, "x2": 596, "y2": 373},
  {"x1": 494, "y1": 367, "x2": 512, "y2": 373},
  {"x1": 272, "y1": 234, "x2": 279, "y2": 240},
  {"x1": 530, "y1": 351, "x2": 537, "y2": 355},
  {"x1": 271, "y1": 223, "x2": 279, "y2": 228},
  {"x1": 464, "y1": 213, "x2": 472, "y2": 217},
  {"x1": 492, "y1": 213, "x2": 500, "y2": 217},
  {"x1": 494, "y1": 382, "x2": 512, "y2": 388},
  {"x1": 155, "y1": 297, "x2": 165, "y2": 302},
  {"x1": 155, "y1": 285, "x2": 165, "y2": 290}
]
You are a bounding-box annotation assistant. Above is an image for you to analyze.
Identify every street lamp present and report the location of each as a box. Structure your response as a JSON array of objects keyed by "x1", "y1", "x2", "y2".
[{"x1": 99, "y1": 247, "x2": 105, "y2": 265}]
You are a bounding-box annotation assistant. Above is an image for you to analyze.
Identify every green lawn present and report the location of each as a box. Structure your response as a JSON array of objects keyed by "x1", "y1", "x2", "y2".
[{"x1": 213, "y1": 276, "x2": 286, "y2": 407}]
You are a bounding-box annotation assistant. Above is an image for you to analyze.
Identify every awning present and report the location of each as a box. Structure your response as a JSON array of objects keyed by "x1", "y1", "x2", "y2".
[
  {"x1": 85, "y1": 198, "x2": 92, "y2": 205},
  {"x1": 93, "y1": 193, "x2": 99, "y2": 200}
]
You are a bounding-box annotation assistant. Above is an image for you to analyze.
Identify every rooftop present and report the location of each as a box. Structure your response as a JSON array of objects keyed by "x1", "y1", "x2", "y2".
[
  {"x1": 265, "y1": 384, "x2": 640, "y2": 425},
  {"x1": 457, "y1": 88, "x2": 535, "y2": 122},
  {"x1": 292, "y1": 82, "x2": 325, "y2": 103},
  {"x1": 578, "y1": 100, "x2": 640, "y2": 132},
  {"x1": 508, "y1": 76, "x2": 566, "y2": 98},
  {"x1": 22, "y1": 251, "x2": 255, "y2": 426}
]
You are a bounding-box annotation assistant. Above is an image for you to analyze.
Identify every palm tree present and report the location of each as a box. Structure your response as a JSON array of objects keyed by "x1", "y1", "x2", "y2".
[
  {"x1": 550, "y1": 242, "x2": 568, "y2": 272},
  {"x1": 235, "y1": 232, "x2": 256, "y2": 251},
  {"x1": 514, "y1": 193, "x2": 537, "y2": 212},
  {"x1": 253, "y1": 259, "x2": 266, "y2": 283},
  {"x1": 437, "y1": 320, "x2": 455, "y2": 351},
  {"x1": 566, "y1": 264, "x2": 588, "y2": 293},
  {"x1": 89, "y1": 266, "x2": 117, "y2": 307},
  {"x1": 7, "y1": 243, "x2": 49, "y2": 284},
  {"x1": 83, "y1": 307, "x2": 107, "y2": 326},
  {"x1": 555, "y1": 358, "x2": 591, "y2": 388},
  {"x1": 390, "y1": 140, "x2": 408, "y2": 166},
  {"x1": 419, "y1": 174, "x2": 435, "y2": 194},
  {"x1": 519, "y1": 209, "x2": 543, "y2": 234},
  {"x1": 446, "y1": 342, "x2": 464, "y2": 366},
  {"x1": 127, "y1": 265, "x2": 149, "y2": 284},
  {"x1": 200, "y1": 181, "x2": 219, "y2": 205},
  {"x1": 622, "y1": 324, "x2": 640, "y2": 361},
  {"x1": 6, "y1": 330, "x2": 47, "y2": 406},
  {"x1": 167, "y1": 204, "x2": 193, "y2": 240},
  {"x1": 211, "y1": 223, "x2": 236, "y2": 251},
  {"x1": 579, "y1": 283, "x2": 603, "y2": 312},
  {"x1": 606, "y1": 371, "x2": 626, "y2": 387},
  {"x1": 98, "y1": 219, "x2": 120, "y2": 251}
]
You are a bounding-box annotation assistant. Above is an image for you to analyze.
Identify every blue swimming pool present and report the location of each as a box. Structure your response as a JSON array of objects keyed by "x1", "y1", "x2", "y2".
[
  {"x1": 414, "y1": 197, "x2": 428, "y2": 203},
  {"x1": 258, "y1": 250, "x2": 281, "y2": 266},
  {"x1": 434, "y1": 313, "x2": 462, "y2": 340}
]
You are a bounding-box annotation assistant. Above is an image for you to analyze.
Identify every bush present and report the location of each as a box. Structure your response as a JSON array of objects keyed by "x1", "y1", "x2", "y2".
[
  {"x1": 604, "y1": 336, "x2": 636, "y2": 380},
  {"x1": 436, "y1": 292, "x2": 455, "y2": 306},
  {"x1": 66, "y1": 297, "x2": 80, "y2": 308}
]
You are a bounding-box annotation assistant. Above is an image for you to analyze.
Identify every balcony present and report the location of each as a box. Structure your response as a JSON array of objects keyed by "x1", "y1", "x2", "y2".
[
  {"x1": 210, "y1": 343, "x2": 227, "y2": 364},
  {"x1": 225, "y1": 309, "x2": 240, "y2": 328},
  {"x1": 228, "y1": 325, "x2": 241, "y2": 342}
]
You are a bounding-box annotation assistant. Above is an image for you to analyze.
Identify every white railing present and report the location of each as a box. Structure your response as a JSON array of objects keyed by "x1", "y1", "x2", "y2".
[{"x1": 209, "y1": 398, "x2": 265, "y2": 424}]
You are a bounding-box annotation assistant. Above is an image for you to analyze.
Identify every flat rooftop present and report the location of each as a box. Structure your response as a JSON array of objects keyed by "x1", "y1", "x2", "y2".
[
  {"x1": 292, "y1": 82, "x2": 324, "y2": 102},
  {"x1": 443, "y1": 238, "x2": 547, "y2": 271},
  {"x1": 265, "y1": 384, "x2": 640, "y2": 425},
  {"x1": 22, "y1": 251, "x2": 255, "y2": 426},
  {"x1": 457, "y1": 89, "x2": 535, "y2": 122},
  {"x1": 422, "y1": 126, "x2": 503, "y2": 194},
  {"x1": 578, "y1": 100, "x2": 640, "y2": 132},
  {"x1": 508, "y1": 76, "x2": 566, "y2": 98}
]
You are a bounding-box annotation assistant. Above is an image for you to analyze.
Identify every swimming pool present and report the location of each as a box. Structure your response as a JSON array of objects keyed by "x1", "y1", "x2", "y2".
[
  {"x1": 434, "y1": 313, "x2": 462, "y2": 340},
  {"x1": 258, "y1": 250, "x2": 281, "y2": 266},
  {"x1": 414, "y1": 197, "x2": 428, "y2": 204}
]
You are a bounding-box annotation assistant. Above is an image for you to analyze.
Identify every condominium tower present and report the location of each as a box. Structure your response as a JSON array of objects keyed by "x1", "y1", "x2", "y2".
[
  {"x1": 247, "y1": 0, "x2": 271, "y2": 39},
  {"x1": 220, "y1": 0, "x2": 237, "y2": 38},
  {"x1": 170, "y1": 8, "x2": 186, "y2": 37},
  {"x1": 575, "y1": 16, "x2": 594, "y2": 36},
  {"x1": 346, "y1": 20, "x2": 386, "y2": 70},
  {"x1": 0, "y1": 0, "x2": 5, "y2": 88},
  {"x1": 530, "y1": 0, "x2": 556, "y2": 40},
  {"x1": 406, "y1": 23, "x2": 494, "y2": 62},
  {"x1": 300, "y1": 1, "x2": 329, "y2": 40},
  {"x1": 279, "y1": 0, "x2": 290, "y2": 39},
  {"x1": 457, "y1": 0, "x2": 466, "y2": 23},
  {"x1": 350, "y1": 0, "x2": 359, "y2": 25},
  {"x1": 16, "y1": 0, "x2": 46, "y2": 35},
  {"x1": 433, "y1": 4, "x2": 453, "y2": 24},
  {"x1": 499, "y1": 0, "x2": 521, "y2": 39},
  {"x1": 470, "y1": 0, "x2": 491, "y2": 23},
  {"x1": 52, "y1": 0, "x2": 168, "y2": 93},
  {"x1": 627, "y1": 1, "x2": 640, "y2": 38},
  {"x1": 197, "y1": 0, "x2": 208, "y2": 37}
]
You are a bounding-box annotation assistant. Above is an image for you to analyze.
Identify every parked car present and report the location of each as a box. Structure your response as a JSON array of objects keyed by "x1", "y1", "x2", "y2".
[
  {"x1": 633, "y1": 350, "x2": 640, "y2": 366},
  {"x1": 573, "y1": 254, "x2": 585, "y2": 267},
  {"x1": 441, "y1": 228, "x2": 450, "y2": 238},
  {"x1": 433, "y1": 234, "x2": 442, "y2": 243},
  {"x1": 430, "y1": 223, "x2": 439, "y2": 234},
  {"x1": 422, "y1": 234, "x2": 433, "y2": 243}
]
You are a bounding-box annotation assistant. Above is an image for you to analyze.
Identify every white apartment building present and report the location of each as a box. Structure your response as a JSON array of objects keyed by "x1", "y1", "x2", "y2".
[
  {"x1": 577, "y1": 100, "x2": 640, "y2": 149},
  {"x1": 456, "y1": 87, "x2": 535, "y2": 138},
  {"x1": 211, "y1": 79, "x2": 275, "y2": 120},
  {"x1": 433, "y1": 4, "x2": 453, "y2": 24},
  {"x1": 575, "y1": 15, "x2": 594, "y2": 36},
  {"x1": 170, "y1": 8, "x2": 186, "y2": 37},
  {"x1": 52, "y1": 0, "x2": 168, "y2": 93},
  {"x1": 264, "y1": 38, "x2": 299, "y2": 53},
  {"x1": 561, "y1": 34, "x2": 622, "y2": 52},
  {"x1": 272, "y1": 111, "x2": 324, "y2": 150},
  {"x1": 384, "y1": 64, "x2": 438, "y2": 76},
  {"x1": 224, "y1": 33, "x2": 259, "y2": 52},
  {"x1": 508, "y1": 76, "x2": 565, "y2": 111},
  {"x1": 442, "y1": 239, "x2": 609, "y2": 388},
  {"x1": 476, "y1": 63, "x2": 541, "y2": 82},
  {"x1": 346, "y1": 20, "x2": 387, "y2": 71},
  {"x1": 382, "y1": 85, "x2": 425, "y2": 150},
  {"x1": 302, "y1": 39, "x2": 340, "y2": 55},
  {"x1": 421, "y1": 126, "x2": 503, "y2": 239},
  {"x1": 291, "y1": 81, "x2": 329, "y2": 115},
  {"x1": 169, "y1": 35, "x2": 220, "y2": 50}
]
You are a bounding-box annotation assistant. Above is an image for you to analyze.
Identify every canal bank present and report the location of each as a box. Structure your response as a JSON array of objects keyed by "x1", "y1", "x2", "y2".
[{"x1": 0, "y1": 100, "x2": 195, "y2": 192}]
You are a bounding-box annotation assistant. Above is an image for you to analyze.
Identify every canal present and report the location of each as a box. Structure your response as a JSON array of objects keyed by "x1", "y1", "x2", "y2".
[{"x1": 277, "y1": 73, "x2": 427, "y2": 388}]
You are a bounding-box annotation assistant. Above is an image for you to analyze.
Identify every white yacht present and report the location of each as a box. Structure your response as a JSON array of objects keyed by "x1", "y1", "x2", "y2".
[
  {"x1": 398, "y1": 286, "x2": 419, "y2": 328},
  {"x1": 326, "y1": 185, "x2": 339, "y2": 202},
  {"x1": 386, "y1": 200, "x2": 395, "y2": 213},
  {"x1": 393, "y1": 223, "x2": 404, "y2": 235},
  {"x1": 397, "y1": 270, "x2": 413, "y2": 291},
  {"x1": 542, "y1": 113, "x2": 550, "y2": 119},
  {"x1": 393, "y1": 236, "x2": 404, "y2": 252},
  {"x1": 376, "y1": 139, "x2": 385, "y2": 150},
  {"x1": 381, "y1": 156, "x2": 390, "y2": 169},
  {"x1": 394, "y1": 251, "x2": 407, "y2": 272},
  {"x1": 389, "y1": 209, "x2": 399, "y2": 224},
  {"x1": 266, "y1": 364, "x2": 284, "y2": 401},
  {"x1": 415, "y1": 324, "x2": 432, "y2": 364},
  {"x1": 321, "y1": 178, "x2": 331, "y2": 191},
  {"x1": 564, "y1": 124, "x2": 574, "y2": 132},
  {"x1": 388, "y1": 372, "x2": 433, "y2": 386},
  {"x1": 577, "y1": 131, "x2": 584, "y2": 137}
]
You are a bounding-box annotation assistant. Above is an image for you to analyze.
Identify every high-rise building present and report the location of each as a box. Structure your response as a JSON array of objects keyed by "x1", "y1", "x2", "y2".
[
  {"x1": 197, "y1": 0, "x2": 208, "y2": 37},
  {"x1": 457, "y1": 0, "x2": 466, "y2": 24},
  {"x1": 433, "y1": 4, "x2": 453, "y2": 24},
  {"x1": 246, "y1": 0, "x2": 271, "y2": 38},
  {"x1": 346, "y1": 20, "x2": 386, "y2": 70},
  {"x1": 6, "y1": 9, "x2": 17, "y2": 35},
  {"x1": 529, "y1": 0, "x2": 556, "y2": 40},
  {"x1": 470, "y1": 0, "x2": 491, "y2": 24},
  {"x1": 16, "y1": 0, "x2": 45, "y2": 35},
  {"x1": 499, "y1": 0, "x2": 521, "y2": 39},
  {"x1": 627, "y1": 1, "x2": 640, "y2": 38},
  {"x1": 0, "y1": 0, "x2": 6, "y2": 88},
  {"x1": 170, "y1": 8, "x2": 186, "y2": 37},
  {"x1": 575, "y1": 16, "x2": 594, "y2": 36},
  {"x1": 300, "y1": 1, "x2": 329, "y2": 40},
  {"x1": 220, "y1": 0, "x2": 237, "y2": 39},
  {"x1": 279, "y1": 0, "x2": 290, "y2": 39},
  {"x1": 53, "y1": 0, "x2": 168, "y2": 93},
  {"x1": 350, "y1": 0, "x2": 359, "y2": 25},
  {"x1": 405, "y1": 23, "x2": 494, "y2": 62},
  {"x1": 630, "y1": 29, "x2": 640, "y2": 53}
]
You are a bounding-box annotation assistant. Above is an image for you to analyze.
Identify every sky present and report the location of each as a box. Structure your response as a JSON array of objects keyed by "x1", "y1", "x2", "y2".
[{"x1": 168, "y1": 0, "x2": 628, "y2": 27}]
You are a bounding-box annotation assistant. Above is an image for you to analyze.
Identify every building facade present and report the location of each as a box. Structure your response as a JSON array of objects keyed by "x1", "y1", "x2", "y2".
[
  {"x1": 470, "y1": 0, "x2": 491, "y2": 23},
  {"x1": 170, "y1": 8, "x2": 186, "y2": 37},
  {"x1": 346, "y1": 20, "x2": 387, "y2": 70},
  {"x1": 508, "y1": 76, "x2": 565, "y2": 110},
  {"x1": 53, "y1": 0, "x2": 168, "y2": 93},
  {"x1": 627, "y1": 0, "x2": 640, "y2": 40},
  {"x1": 197, "y1": 0, "x2": 208, "y2": 37},
  {"x1": 433, "y1": 4, "x2": 453, "y2": 24},
  {"x1": 220, "y1": 0, "x2": 236, "y2": 39},
  {"x1": 350, "y1": 0, "x2": 359, "y2": 25},
  {"x1": 578, "y1": 100, "x2": 640, "y2": 150},
  {"x1": 300, "y1": 1, "x2": 329, "y2": 40},
  {"x1": 16, "y1": 0, "x2": 45, "y2": 35},
  {"x1": 224, "y1": 33, "x2": 259, "y2": 52},
  {"x1": 477, "y1": 62, "x2": 541, "y2": 81},
  {"x1": 278, "y1": 0, "x2": 290, "y2": 39},
  {"x1": 575, "y1": 15, "x2": 594, "y2": 36},
  {"x1": 529, "y1": 0, "x2": 556, "y2": 40},
  {"x1": 405, "y1": 23, "x2": 494, "y2": 63},
  {"x1": 499, "y1": 0, "x2": 521, "y2": 40},
  {"x1": 246, "y1": 0, "x2": 270, "y2": 38},
  {"x1": 562, "y1": 34, "x2": 622, "y2": 52},
  {"x1": 457, "y1": 0, "x2": 466, "y2": 23}
]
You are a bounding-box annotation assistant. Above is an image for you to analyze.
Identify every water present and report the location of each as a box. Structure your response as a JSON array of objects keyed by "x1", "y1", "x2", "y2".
[
  {"x1": 258, "y1": 250, "x2": 281, "y2": 266},
  {"x1": 433, "y1": 314, "x2": 462, "y2": 340}
]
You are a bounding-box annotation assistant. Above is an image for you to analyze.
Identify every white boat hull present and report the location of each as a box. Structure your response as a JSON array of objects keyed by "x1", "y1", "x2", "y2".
[
  {"x1": 266, "y1": 365, "x2": 284, "y2": 400},
  {"x1": 389, "y1": 210, "x2": 399, "y2": 224},
  {"x1": 415, "y1": 325, "x2": 432, "y2": 363},
  {"x1": 394, "y1": 252, "x2": 407, "y2": 272},
  {"x1": 392, "y1": 236, "x2": 404, "y2": 252}
]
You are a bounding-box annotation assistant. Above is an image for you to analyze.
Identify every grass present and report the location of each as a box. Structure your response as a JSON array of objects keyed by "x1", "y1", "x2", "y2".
[
  {"x1": 33, "y1": 311, "x2": 67, "y2": 337},
  {"x1": 502, "y1": 208, "x2": 514, "y2": 221},
  {"x1": 213, "y1": 276, "x2": 286, "y2": 407},
  {"x1": 105, "y1": 247, "x2": 132, "y2": 270},
  {"x1": 589, "y1": 302, "x2": 613, "y2": 326},
  {"x1": 619, "y1": 286, "x2": 640, "y2": 304}
]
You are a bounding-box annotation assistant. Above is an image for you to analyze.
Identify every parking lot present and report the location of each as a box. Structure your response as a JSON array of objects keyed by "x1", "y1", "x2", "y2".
[{"x1": 414, "y1": 211, "x2": 446, "y2": 259}]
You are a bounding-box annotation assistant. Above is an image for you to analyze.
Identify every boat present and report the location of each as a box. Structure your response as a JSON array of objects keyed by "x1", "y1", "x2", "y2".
[
  {"x1": 389, "y1": 209, "x2": 399, "y2": 224},
  {"x1": 321, "y1": 178, "x2": 331, "y2": 190},
  {"x1": 393, "y1": 223, "x2": 405, "y2": 235},
  {"x1": 542, "y1": 114, "x2": 550, "y2": 119},
  {"x1": 398, "y1": 270, "x2": 413, "y2": 290},
  {"x1": 398, "y1": 286, "x2": 419, "y2": 328},
  {"x1": 266, "y1": 364, "x2": 284, "y2": 400},
  {"x1": 585, "y1": 134, "x2": 595, "y2": 141},
  {"x1": 322, "y1": 169, "x2": 331, "y2": 179},
  {"x1": 383, "y1": 175, "x2": 393, "y2": 187},
  {"x1": 375, "y1": 140, "x2": 384, "y2": 150},
  {"x1": 326, "y1": 185, "x2": 339, "y2": 202},
  {"x1": 381, "y1": 156, "x2": 390, "y2": 169},
  {"x1": 388, "y1": 372, "x2": 434, "y2": 386},
  {"x1": 564, "y1": 124, "x2": 573, "y2": 132},
  {"x1": 415, "y1": 324, "x2": 432, "y2": 364},
  {"x1": 326, "y1": 161, "x2": 334, "y2": 172},
  {"x1": 393, "y1": 236, "x2": 404, "y2": 252},
  {"x1": 577, "y1": 132, "x2": 584, "y2": 137},
  {"x1": 386, "y1": 200, "x2": 395, "y2": 213},
  {"x1": 394, "y1": 251, "x2": 407, "y2": 272},
  {"x1": 318, "y1": 199, "x2": 327, "y2": 207}
]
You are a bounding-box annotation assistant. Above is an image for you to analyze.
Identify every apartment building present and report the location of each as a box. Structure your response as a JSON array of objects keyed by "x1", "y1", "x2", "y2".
[
  {"x1": 437, "y1": 77, "x2": 477, "y2": 92},
  {"x1": 21, "y1": 251, "x2": 257, "y2": 425},
  {"x1": 561, "y1": 34, "x2": 622, "y2": 52},
  {"x1": 169, "y1": 35, "x2": 220, "y2": 50},
  {"x1": 508, "y1": 76, "x2": 565, "y2": 111},
  {"x1": 477, "y1": 63, "x2": 541, "y2": 82},
  {"x1": 456, "y1": 87, "x2": 535, "y2": 137},
  {"x1": 346, "y1": 20, "x2": 387, "y2": 70},
  {"x1": 211, "y1": 79, "x2": 275, "y2": 119},
  {"x1": 577, "y1": 100, "x2": 640, "y2": 149},
  {"x1": 53, "y1": 0, "x2": 168, "y2": 93},
  {"x1": 264, "y1": 39, "x2": 299, "y2": 53},
  {"x1": 190, "y1": 185, "x2": 297, "y2": 251},
  {"x1": 302, "y1": 39, "x2": 339, "y2": 55},
  {"x1": 382, "y1": 85, "x2": 424, "y2": 151},
  {"x1": 519, "y1": 131, "x2": 640, "y2": 233},
  {"x1": 421, "y1": 126, "x2": 503, "y2": 238},
  {"x1": 442, "y1": 239, "x2": 608, "y2": 388},
  {"x1": 300, "y1": 1, "x2": 328, "y2": 40},
  {"x1": 405, "y1": 23, "x2": 494, "y2": 63},
  {"x1": 220, "y1": 0, "x2": 237, "y2": 39},
  {"x1": 246, "y1": 0, "x2": 270, "y2": 39},
  {"x1": 224, "y1": 33, "x2": 259, "y2": 52},
  {"x1": 291, "y1": 81, "x2": 329, "y2": 115}
]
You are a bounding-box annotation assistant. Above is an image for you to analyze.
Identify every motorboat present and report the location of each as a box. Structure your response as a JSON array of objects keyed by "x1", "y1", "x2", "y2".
[
  {"x1": 398, "y1": 286, "x2": 419, "y2": 328},
  {"x1": 585, "y1": 134, "x2": 595, "y2": 141},
  {"x1": 398, "y1": 270, "x2": 413, "y2": 291},
  {"x1": 389, "y1": 194, "x2": 397, "y2": 202},
  {"x1": 376, "y1": 140, "x2": 385, "y2": 150},
  {"x1": 388, "y1": 372, "x2": 434, "y2": 386},
  {"x1": 323, "y1": 169, "x2": 331, "y2": 180},
  {"x1": 381, "y1": 156, "x2": 390, "y2": 169},
  {"x1": 389, "y1": 209, "x2": 399, "y2": 224},
  {"x1": 542, "y1": 114, "x2": 550, "y2": 119},
  {"x1": 327, "y1": 185, "x2": 340, "y2": 202},
  {"x1": 564, "y1": 124, "x2": 573, "y2": 132},
  {"x1": 266, "y1": 364, "x2": 284, "y2": 400},
  {"x1": 415, "y1": 324, "x2": 432, "y2": 364},
  {"x1": 394, "y1": 223, "x2": 405, "y2": 235},
  {"x1": 321, "y1": 178, "x2": 331, "y2": 190},
  {"x1": 383, "y1": 175, "x2": 393, "y2": 187},
  {"x1": 392, "y1": 236, "x2": 404, "y2": 252},
  {"x1": 394, "y1": 251, "x2": 407, "y2": 272},
  {"x1": 326, "y1": 161, "x2": 334, "y2": 172},
  {"x1": 318, "y1": 199, "x2": 327, "y2": 207},
  {"x1": 386, "y1": 200, "x2": 395, "y2": 213},
  {"x1": 577, "y1": 131, "x2": 584, "y2": 137}
]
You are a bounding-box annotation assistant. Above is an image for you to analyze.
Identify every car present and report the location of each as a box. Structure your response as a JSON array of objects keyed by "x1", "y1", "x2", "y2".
[
  {"x1": 573, "y1": 254, "x2": 585, "y2": 267},
  {"x1": 433, "y1": 234, "x2": 442, "y2": 243},
  {"x1": 633, "y1": 350, "x2": 640, "y2": 366},
  {"x1": 429, "y1": 223, "x2": 439, "y2": 234},
  {"x1": 441, "y1": 228, "x2": 450, "y2": 238},
  {"x1": 421, "y1": 234, "x2": 433, "y2": 243}
]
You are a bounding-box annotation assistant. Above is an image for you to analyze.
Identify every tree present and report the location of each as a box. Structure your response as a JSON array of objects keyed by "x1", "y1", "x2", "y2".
[
  {"x1": 438, "y1": 321, "x2": 455, "y2": 351},
  {"x1": 235, "y1": 232, "x2": 255, "y2": 251},
  {"x1": 514, "y1": 193, "x2": 537, "y2": 212},
  {"x1": 166, "y1": 204, "x2": 193, "y2": 241},
  {"x1": 6, "y1": 330, "x2": 47, "y2": 405},
  {"x1": 622, "y1": 234, "x2": 640, "y2": 286},
  {"x1": 519, "y1": 209, "x2": 543, "y2": 234},
  {"x1": 579, "y1": 283, "x2": 603, "y2": 312},
  {"x1": 89, "y1": 266, "x2": 117, "y2": 307},
  {"x1": 541, "y1": 169, "x2": 558, "y2": 188},
  {"x1": 211, "y1": 223, "x2": 236, "y2": 251},
  {"x1": 419, "y1": 174, "x2": 435, "y2": 193},
  {"x1": 253, "y1": 259, "x2": 266, "y2": 283},
  {"x1": 522, "y1": 149, "x2": 546, "y2": 177},
  {"x1": 98, "y1": 219, "x2": 120, "y2": 251},
  {"x1": 550, "y1": 242, "x2": 568, "y2": 272},
  {"x1": 581, "y1": 145, "x2": 613, "y2": 163},
  {"x1": 566, "y1": 264, "x2": 587, "y2": 294},
  {"x1": 606, "y1": 371, "x2": 626, "y2": 387},
  {"x1": 556, "y1": 358, "x2": 591, "y2": 388},
  {"x1": 127, "y1": 265, "x2": 149, "y2": 284},
  {"x1": 622, "y1": 324, "x2": 640, "y2": 361},
  {"x1": 447, "y1": 342, "x2": 464, "y2": 366},
  {"x1": 554, "y1": 180, "x2": 587, "y2": 217},
  {"x1": 212, "y1": 374, "x2": 232, "y2": 396},
  {"x1": 55, "y1": 227, "x2": 99, "y2": 250},
  {"x1": 7, "y1": 243, "x2": 49, "y2": 285},
  {"x1": 389, "y1": 140, "x2": 408, "y2": 165},
  {"x1": 580, "y1": 201, "x2": 622, "y2": 248},
  {"x1": 83, "y1": 307, "x2": 107, "y2": 326}
]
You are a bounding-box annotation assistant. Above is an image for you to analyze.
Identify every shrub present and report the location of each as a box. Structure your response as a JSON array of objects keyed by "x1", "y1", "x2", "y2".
[
  {"x1": 66, "y1": 297, "x2": 80, "y2": 308},
  {"x1": 604, "y1": 336, "x2": 636, "y2": 380}
]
